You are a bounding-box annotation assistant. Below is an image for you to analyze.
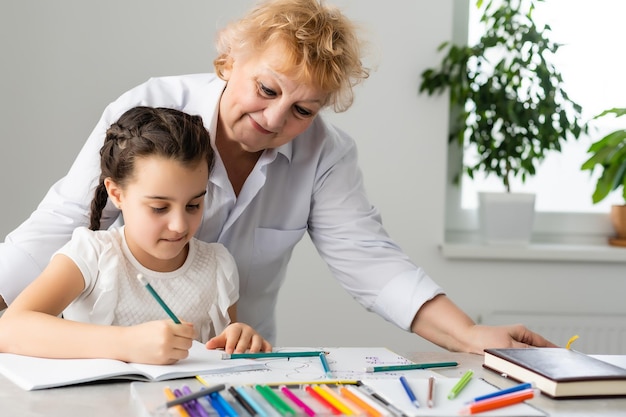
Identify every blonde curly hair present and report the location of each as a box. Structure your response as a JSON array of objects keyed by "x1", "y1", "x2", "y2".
[{"x1": 214, "y1": 0, "x2": 370, "y2": 112}]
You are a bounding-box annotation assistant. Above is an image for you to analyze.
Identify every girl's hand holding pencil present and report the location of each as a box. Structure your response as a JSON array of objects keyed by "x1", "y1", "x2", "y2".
[{"x1": 121, "y1": 319, "x2": 195, "y2": 365}]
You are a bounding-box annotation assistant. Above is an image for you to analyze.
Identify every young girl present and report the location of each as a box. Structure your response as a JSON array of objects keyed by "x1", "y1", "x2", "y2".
[{"x1": 0, "y1": 106, "x2": 271, "y2": 365}]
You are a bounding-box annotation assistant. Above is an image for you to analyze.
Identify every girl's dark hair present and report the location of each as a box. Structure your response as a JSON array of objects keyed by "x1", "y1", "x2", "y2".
[{"x1": 89, "y1": 106, "x2": 213, "y2": 230}]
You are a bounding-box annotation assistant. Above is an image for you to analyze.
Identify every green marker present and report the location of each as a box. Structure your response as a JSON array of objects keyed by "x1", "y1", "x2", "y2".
[{"x1": 255, "y1": 384, "x2": 296, "y2": 417}]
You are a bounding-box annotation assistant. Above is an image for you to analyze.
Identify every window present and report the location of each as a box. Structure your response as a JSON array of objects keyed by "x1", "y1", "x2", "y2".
[{"x1": 447, "y1": 0, "x2": 626, "y2": 243}]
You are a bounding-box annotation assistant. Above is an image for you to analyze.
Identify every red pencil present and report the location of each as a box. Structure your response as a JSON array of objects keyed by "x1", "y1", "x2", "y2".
[{"x1": 304, "y1": 385, "x2": 342, "y2": 415}]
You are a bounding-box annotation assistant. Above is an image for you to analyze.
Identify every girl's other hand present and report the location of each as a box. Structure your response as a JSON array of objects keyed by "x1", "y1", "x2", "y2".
[{"x1": 205, "y1": 322, "x2": 272, "y2": 354}]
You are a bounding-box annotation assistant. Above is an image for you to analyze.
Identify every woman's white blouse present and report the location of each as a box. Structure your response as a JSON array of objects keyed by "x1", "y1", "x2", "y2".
[{"x1": 0, "y1": 73, "x2": 443, "y2": 343}]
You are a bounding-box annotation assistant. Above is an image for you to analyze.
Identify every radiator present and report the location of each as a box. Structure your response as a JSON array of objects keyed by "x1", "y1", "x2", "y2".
[{"x1": 479, "y1": 312, "x2": 626, "y2": 354}]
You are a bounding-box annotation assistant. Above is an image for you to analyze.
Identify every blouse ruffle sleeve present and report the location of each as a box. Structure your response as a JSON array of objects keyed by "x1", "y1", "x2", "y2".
[
  {"x1": 58, "y1": 227, "x2": 122, "y2": 325},
  {"x1": 205, "y1": 242, "x2": 239, "y2": 336}
]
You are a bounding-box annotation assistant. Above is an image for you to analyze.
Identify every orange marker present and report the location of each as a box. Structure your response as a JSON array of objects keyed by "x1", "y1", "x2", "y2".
[
  {"x1": 459, "y1": 388, "x2": 538, "y2": 415},
  {"x1": 340, "y1": 386, "x2": 383, "y2": 417}
]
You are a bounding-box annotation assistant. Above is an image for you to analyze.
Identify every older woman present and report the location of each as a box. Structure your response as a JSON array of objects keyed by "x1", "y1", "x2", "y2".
[{"x1": 0, "y1": 0, "x2": 554, "y2": 353}]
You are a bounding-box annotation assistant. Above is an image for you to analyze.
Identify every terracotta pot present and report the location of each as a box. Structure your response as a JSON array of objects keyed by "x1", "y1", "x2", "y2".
[{"x1": 609, "y1": 205, "x2": 626, "y2": 242}]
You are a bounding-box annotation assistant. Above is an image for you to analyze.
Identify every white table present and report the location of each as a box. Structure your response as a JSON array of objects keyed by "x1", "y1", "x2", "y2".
[{"x1": 2, "y1": 351, "x2": 626, "y2": 416}]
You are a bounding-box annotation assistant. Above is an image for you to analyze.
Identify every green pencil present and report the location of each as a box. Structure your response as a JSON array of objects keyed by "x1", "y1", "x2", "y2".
[
  {"x1": 136, "y1": 274, "x2": 181, "y2": 324},
  {"x1": 448, "y1": 369, "x2": 474, "y2": 399},
  {"x1": 222, "y1": 351, "x2": 326, "y2": 359},
  {"x1": 365, "y1": 361, "x2": 458, "y2": 373}
]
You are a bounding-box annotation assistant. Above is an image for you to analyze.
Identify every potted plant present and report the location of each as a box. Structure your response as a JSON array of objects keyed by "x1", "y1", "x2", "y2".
[
  {"x1": 419, "y1": 0, "x2": 586, "y2": 244},
  {"x1": 580, "y1": 107, "x2": 626, "y2": 246}
]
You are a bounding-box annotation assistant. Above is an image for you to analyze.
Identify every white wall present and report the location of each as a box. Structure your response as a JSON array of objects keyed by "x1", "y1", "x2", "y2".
[{"x1": 1, "y1": 1, "x2": 624, "y2": 356}]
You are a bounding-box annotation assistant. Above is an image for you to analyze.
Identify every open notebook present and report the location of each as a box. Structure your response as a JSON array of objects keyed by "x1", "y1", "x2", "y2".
[{"x1": 0, "y1": 341, "x2": 264, "y2": 390}]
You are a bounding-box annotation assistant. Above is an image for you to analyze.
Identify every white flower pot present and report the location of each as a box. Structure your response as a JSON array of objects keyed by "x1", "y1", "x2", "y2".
[{"x1": 478, "y1": 192, "x2": 536, "y2": 245}]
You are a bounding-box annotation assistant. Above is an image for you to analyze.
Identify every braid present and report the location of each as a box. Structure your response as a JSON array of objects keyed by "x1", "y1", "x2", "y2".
[
  {"x1": 87, "y1": 118, "x2": 135, "y2": 230},
  {"x1": 89, "y1": 182, "x2": 110, "y2": 230}
]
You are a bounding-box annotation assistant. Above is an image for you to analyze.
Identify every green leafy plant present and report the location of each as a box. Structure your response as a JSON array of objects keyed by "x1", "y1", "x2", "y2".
[
  {"x1": 419, "y1": 0, "x2": 586, "y2": 192},
  {"x1": 581, "y1": 108, "x2": 626, "y2": 204}
]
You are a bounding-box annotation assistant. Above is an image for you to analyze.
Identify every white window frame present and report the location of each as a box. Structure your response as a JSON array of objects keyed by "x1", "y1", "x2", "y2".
[{"x1": 442, "y1": 0, "x2": 625, "y2": 262}]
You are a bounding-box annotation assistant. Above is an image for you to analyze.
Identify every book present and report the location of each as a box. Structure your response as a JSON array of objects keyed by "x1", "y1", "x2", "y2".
[
  {"x1": 483, "y1": 347, "x2": 626, "y2": 398},
  {"x1": 0, "y1": 341, "x2": 264, "y2": 391}
]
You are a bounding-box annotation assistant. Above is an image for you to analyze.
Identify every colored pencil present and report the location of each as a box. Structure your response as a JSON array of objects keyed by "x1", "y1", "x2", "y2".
[
  {"x1": 137, "y1": 273, "x2": 181, "y2": 323},
  {"x1": 427, "y1": 376, "x2": 435, "y2": 408},
  {"x1": 448, "y1": 370, "x2": 474, "y2": 400},
  {"x1": 319, "y1": 352, "x2": 333, "y2": 378},
  {"x1": 459, "y1": 388, "x2": 538, "y2": 415},
  {"x1": 467, "y1": 382, "x2": 533, "y2": 403},
  {"x1": 365, "y1": 361, "x2": 458, "y2": 373},
  {"x1": 399, "y1": 376, "x2": 420, "y2": 408},
  {"x1": 265, "y1": 380, "x2": 358, "y2": 387},
  {"x1": 222, "y1": 351, "x2": 326, "y2": 359}
]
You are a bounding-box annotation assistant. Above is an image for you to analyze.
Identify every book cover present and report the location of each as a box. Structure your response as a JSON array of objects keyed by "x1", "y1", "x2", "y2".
[
  {"x1": 0, "y1": 341, "x2": 264, "y2": 391},
  {"x1": 483, "y1": 348, "x2": 626, "y2": 398}
]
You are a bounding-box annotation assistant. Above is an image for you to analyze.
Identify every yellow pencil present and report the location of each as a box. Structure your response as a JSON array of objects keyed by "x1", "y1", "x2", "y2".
[
  {"x1": 163, "y1": 387, "x2": 190, "y2": 417},
  {"x1": 264, "y1": 380, "x2": 359, "y2": 387},
  {"x1": 312, "y1": 385, "x2": 354, "y2": 415},
  {"x1": 196, "y1": 375, "x2": 209, "y2": 386}
]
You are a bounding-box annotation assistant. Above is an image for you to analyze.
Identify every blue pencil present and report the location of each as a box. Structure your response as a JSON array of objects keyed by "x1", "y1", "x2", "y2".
[
  {"x1": 468, "y1": 382, "x2": 533, "y2": 403},
  {"x1": 399, "y1": 376, "x2": 420, "y2": 408},
  {"x1": 319, "y1": 352, "x2": 333, "y2": 378},
  {"x1": 214, "y1": 391, "x2": 239, "y2": 417},
  {"x1": 208, "y1": 392, "x2": 230, "y2": 417}
]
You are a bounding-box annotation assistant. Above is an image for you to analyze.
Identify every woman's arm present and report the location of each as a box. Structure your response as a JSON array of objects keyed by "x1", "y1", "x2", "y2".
[{"x1": 411, "y1": 294, "x2": 558, "y2": 354}]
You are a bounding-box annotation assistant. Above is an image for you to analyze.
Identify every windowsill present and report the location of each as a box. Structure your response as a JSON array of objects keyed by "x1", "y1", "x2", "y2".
[{"x1": 441, "y1": 232, "x2": 626, "y2": 262}]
